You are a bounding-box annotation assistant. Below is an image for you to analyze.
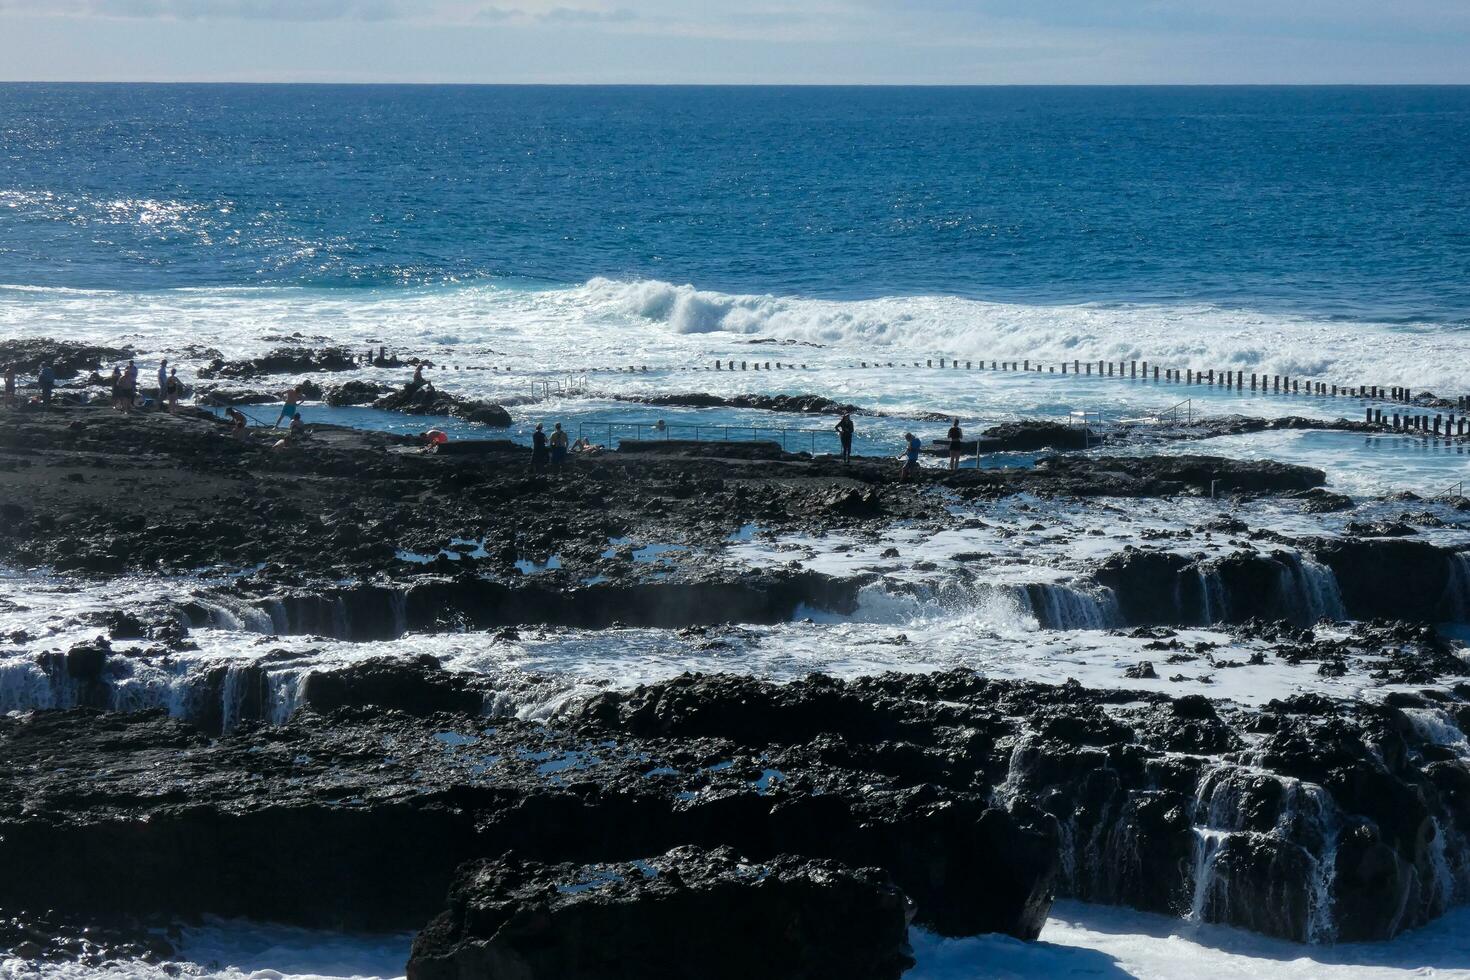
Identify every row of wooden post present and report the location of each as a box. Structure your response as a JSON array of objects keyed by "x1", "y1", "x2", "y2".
[{"x1": 1364, "y1": 407, "x2": 1468, "y2": 437}]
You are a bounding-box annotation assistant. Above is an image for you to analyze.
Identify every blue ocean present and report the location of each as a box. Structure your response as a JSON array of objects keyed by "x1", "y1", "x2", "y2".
[{"x1": 2, "y1": 84, "x2": 1468, "y2": 325}]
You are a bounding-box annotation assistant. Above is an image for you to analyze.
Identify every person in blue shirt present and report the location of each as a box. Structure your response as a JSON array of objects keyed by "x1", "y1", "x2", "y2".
[
  {"x1": 901, "y1": 431, "x2": 922, "y2": 479},
  {"x1": 37, "y1": 363, "x2": 56, "y2": 408}
]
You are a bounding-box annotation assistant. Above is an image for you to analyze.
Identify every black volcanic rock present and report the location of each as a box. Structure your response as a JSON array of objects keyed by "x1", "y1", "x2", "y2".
[
  {"x1": 0, "y1": 704, "x2": 1058, "y2": 941},
  {"x1": 616, "y1": 392, "x2": 864, "y2": 416},
  {"x1": 197, "y1": 346, "x2": 360, "y2": 379},
  {"x1": 374, "y1": 384, "x2": 512, "y2": 427},
  {"x1": 407, "y1": 847, "x2": 914, "y2": 980},
  {"x1": 300, "y1": 655, "x2": 486, "y2": 715},
  {"x1": 326, "y1": 379, "x2": 395, "y2": 406},
  {"x1": 0, "y1": 339, "x2": 135, "y2": 379},
  {"x1": 977, "y1": 420, "x2": 1092, "y2": 452}
]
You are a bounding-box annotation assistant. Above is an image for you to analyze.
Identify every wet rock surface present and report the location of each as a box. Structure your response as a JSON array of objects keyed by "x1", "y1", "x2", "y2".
[
  {"x1": 3, "y1": 392, "x2": 1469, "y2": 959},
  {"x1": 374, "y1": 383, "x2": 513, "y2": 427},
  {"x1": 3, "y1": 665, "x2": 1466, "y2": 948},
  {"x1": 0, "y1": 338, "x2": 135, "y2": 379},
  {"x1": 574, "y1": 669, "x2": 1470, "y2": 943},
  {"x1": 1, "y1": 407, "x2": 1335, "y2": 590},
  {"x1": 615, "y1": 391, "x2": 866, "y2": 416},
  {"x1": 0, "y1": 909, "x2": 178, "y2": 968},
  {"x1": 407, "y1": 846, "x2": 915, "y2": 980},
  {"x1": 197, "y1": 346, "x2": 360, "y2": 379},
  {"x1": 0, "y1": 695, "x2": 1058, "y2": 941}
]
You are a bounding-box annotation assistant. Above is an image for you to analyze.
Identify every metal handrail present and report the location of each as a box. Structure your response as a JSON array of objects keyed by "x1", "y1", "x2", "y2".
[
  {"x1": 1157, "y1": 398, "x2": 1194, "y2": 425},
  {"x1": 1436, "y1": 481, "x2": 1465, "y2": 501}
]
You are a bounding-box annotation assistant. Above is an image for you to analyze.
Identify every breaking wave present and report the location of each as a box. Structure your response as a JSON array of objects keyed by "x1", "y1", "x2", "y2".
[{"x1": 580, "y1": 277, "x2": 1470, "y2": 390}]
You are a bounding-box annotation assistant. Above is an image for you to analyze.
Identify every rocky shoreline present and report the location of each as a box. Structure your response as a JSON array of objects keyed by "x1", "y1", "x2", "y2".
[{"x1": 2, "y1": 354, "x2": 1469, "y2": 974}]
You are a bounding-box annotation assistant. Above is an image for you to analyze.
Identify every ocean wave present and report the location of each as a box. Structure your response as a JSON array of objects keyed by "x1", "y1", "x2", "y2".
[
  {"x1": 2, "y1": 274, "x2": 1467, "y2": 392},
  {"x1": 578, "y1": 277, "x2": 1470, "y2": 389}
]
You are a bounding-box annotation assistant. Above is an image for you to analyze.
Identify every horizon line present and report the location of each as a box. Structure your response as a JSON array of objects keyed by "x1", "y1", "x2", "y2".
[{"x1": 2, "y1": 80, "x2": 1470, "y2": 87}]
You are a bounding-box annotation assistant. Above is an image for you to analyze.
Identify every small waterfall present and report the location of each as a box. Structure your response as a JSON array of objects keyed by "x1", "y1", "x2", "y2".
[
  {"x1": 266, "y1": 669, "x2": 309, "y2": 725},
  {"x1": 1018, "y1": 582, "x2": 1124, "y2": 630},
  {"x1": 194, "y1": 596, "x2": 275, "y2": 634},
  {"x1": 1293, "y1": 782, "x2": 1342, "y2": 944},
  {"x1": 1189, "y1": 762, "x2": 1344, "y2": 940},
  {"x1": 330, "y1": 597, "x2": 351, "y2": 639},
  {"x1": 1187, "y1": 828, "x2": 1229, "y2": 923},
  {"x1": 1442, "y1": 551, "x2": 1470, "y2": 622},
  {"x1": 390, "y1": 591, "x2": 409, "y2": 638},
  {"x1": 0, "y1": 660, "x2": 56, "y2": 712},
  {"x1": 1403, "y1": 707, "x2": 1470, "y2": 761},
  {"x1": 1195, "y1": 566, "x2": 1228, "y2": 625},
  {"x1": 265, "y1": 599, "x2": 289, "y2": 635},
  {"x1": 219, "y1": 663, "x2": 250, "y2": 734},
  {"x1": 1281, "y1": 554, "x2": 1346, "y2": 624}
]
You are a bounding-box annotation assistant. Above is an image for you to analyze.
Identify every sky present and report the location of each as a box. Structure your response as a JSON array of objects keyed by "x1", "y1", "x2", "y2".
[{"x1": 0, "y1": 0, "x2": 1467, "y2": 84}]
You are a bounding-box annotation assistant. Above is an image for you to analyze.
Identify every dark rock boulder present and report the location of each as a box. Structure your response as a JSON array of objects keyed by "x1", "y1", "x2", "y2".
[
  {"x1": 197, "y1": 347, "x2": 359, "y2": 380},
  {"x1": 1312, "y1": 539, "x2": 1458, "y2": 622},
  {"x1": 617, "y1": 392, "x2": 864, "y2": 416},
  {"x1": 0, "y1": 339, "x2": 135, "y2": 379},
  {"x1": 195, "y1": 388, "x2": 280, "y2": 406},
  {"x1": 325, "y1": 380, "x2": 394, "y2": 406},
  {"x1": 1005, "y1": 455, "x2": 1325, "y2": 498},
  {"x1": 977, "y1": 420, "x2": 1092, "y2": 452},
  {"x1": 1093, "y1": 550, "x2": 1193, "y2": 624},
  {"x1": 301, "y1": 655, "x2": 486, "y2": 716},
  {"x1": 408, "y1": 847, "x2": 915, "y2": 980},
  {"x1": 0, "y1": 705, "x2": 1058, "y2": 941},
  {"x1": 374, "y1": 385, "x2": 512, "y2": 427}
]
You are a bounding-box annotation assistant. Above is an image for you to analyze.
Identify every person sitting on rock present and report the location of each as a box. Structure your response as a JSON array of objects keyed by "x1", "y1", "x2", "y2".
[
  {"x1": 419, "y1": 429, "x2": 448, "y2": 453},
  {"x1": 2, "y1": 363, "x2": 15, "y2": 407},
  {"x1": 900, "y1": 432, "x2": 922, "y2": 480},
  {"x1": 274, "y1": 385, "x2": 302, "y2": 429},
  {"x1": 224, "y1": 406, "x2": 248, "y2": 435},
  {"x1": 272, "y1": 413, "x2": 307, "y2": 449}
]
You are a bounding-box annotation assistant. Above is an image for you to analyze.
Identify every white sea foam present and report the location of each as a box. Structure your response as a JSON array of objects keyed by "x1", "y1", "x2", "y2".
[
  {"x1": 4, "y1": 276, "x2": 1468, "y2": 396},
  {"x1": 579, "y1": 277, "x2": 1470, "y2": 391},
  {"x1": 5, "y1": 902, "x2": 1467, "y2": 980}
]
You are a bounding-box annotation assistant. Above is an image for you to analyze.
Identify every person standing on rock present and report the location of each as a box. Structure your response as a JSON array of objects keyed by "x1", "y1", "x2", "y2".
[
  {"x1": 946, "y1": 418, "x2": 964, "y2": 471},
  {"x1": 835, "y1": 412, "x2": 854, "y2": 464},
  {"x1": 120, "y1": 360, "x2": 138, "y2": 411},
  {"x1": 108, "y1": 366, "x2": 123, "y2": 410},
  {"x1": 37, "y1": 362, "x2": 56, "y2": 408},
  {"x1": 274, "y1": 385, "x2": 302, "y2": 429},
  {"x1": 156, "y1": 359, "x2": 169, "y2": 410},
  {"x1": 166, "y1": 368, "x2": 182, "y2": 412},
  {"x1": 900, "y1": 431, "x2": 921, "y2": 480},
  {"x1": 2, "y1": 364, "x2": 15, "y2": 408},
  {"x1": 549, "y1": 423, "x2": 569, "y2": 468},
  {"x1": 531, "y1": 423, "x2": 549, "y2": 471}
]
